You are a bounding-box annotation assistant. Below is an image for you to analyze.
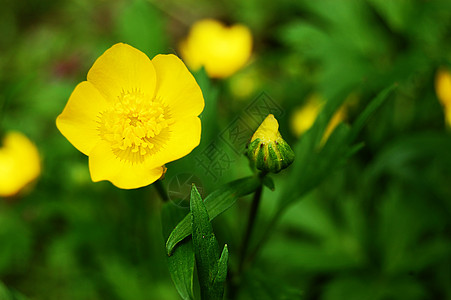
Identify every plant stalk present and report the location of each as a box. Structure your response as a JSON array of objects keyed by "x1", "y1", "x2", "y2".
[
  {"x1": 238, "y1": 183, "x2": 263, "y2": 273},
  {"x1": 154, "y1": 180, "x2": 169, "y2": 202}
]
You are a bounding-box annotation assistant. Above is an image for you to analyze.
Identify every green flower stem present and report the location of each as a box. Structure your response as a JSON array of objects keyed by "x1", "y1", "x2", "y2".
[
  {"x1": 154, "y1": 180, "x2": 169, "y2": 202},
  {"x1": 238, "y1": 175, "x2": 265, "y2": 273},
  {"x1": 247, "y1": 207, "x2": 284, "y2": 265}
]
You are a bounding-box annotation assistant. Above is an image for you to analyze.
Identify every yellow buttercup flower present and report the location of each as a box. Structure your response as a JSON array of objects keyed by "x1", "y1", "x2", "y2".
[
  {"x1": 0, "y1": 131, "x2": 41, "y2": 197},
  {"x1": 435, "y1": 68, "x2": 451, "y2": 127},
  {"x1": 56, "y1": 43, "x2": 204, "y2": 189},
  {"x1": 180, "y1": 19, "x2": 252, "y2": 78}
]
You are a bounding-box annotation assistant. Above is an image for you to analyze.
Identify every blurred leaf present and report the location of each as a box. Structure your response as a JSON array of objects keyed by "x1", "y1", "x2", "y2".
[
  {"x1": 166, "y1": 176, "x2": 260, "y2": 255},
  {"x1": 323, "y1": 275, "x2": 426, "y2": 300},
  {"x1": 161, "y1": 203, "x2": 195, "y2": 300},
  {"x1": 349, "y1": 83, "x2": 397, "y2": 141},
  {"x1": 0, "y1": 209, "x2": 32, "y2": 276},
  {"x1": 243, "y1": 269, "x2": 301, "y2": 300},
  {"x1": 262, "y1": 196, "x2": 365, "y2": 273},
  {"x1": 0, "y1": 282, "x2": 28, "y2": 300},
  {"x1": 279, "y1": 21, "x2": 328, "y2": 58},
  {"x1": 194, "y1": 67, "x2": 219, "y2": 147},
  {"x1": 116, "y1": 0, "x2": 167, "y2": 57},
  {"x1": 190, "y1": 184, "x2": 227, "y2": 300}
]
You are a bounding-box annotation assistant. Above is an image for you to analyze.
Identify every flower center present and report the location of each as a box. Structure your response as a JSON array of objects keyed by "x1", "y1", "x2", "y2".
[{"x1": 98, "y1": 90, "x2": 172, "y2": 163}]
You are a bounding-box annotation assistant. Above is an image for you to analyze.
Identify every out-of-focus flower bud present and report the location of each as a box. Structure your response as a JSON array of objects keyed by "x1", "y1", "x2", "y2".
[
  {"x1": 246, "y1": 114, "x2": 294, "y2": 173},
  {"x1": 179, "y1": 19, "x2": 252, "y2": 79}
]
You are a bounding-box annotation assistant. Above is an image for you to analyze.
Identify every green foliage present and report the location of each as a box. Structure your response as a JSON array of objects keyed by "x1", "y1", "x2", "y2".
[
  {"x1": 166, "y1": 176, "x2": 260, "y2": 255},
  {"x1": 162, "y1": 203, "x2": 195, "y2": 300},
  {"x1": 1, "y1": 0, "x2": 451, "y2": 299},
  {"x1": 190, "y1": 184, "x2": 228, "y2": 300},
  {"x1": 116, "y1": 0, "x2": 168, "y2": 57},
  {"x1": 0, "y1": 282, "x2": 28, "y2": 300},
  {"x1": 277, "y1": 85, "x2": 395, "y2": 212}
]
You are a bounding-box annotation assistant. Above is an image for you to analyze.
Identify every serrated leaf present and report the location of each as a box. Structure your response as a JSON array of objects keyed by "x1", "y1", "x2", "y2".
[
  {"x1": 161, "y1": 203, "x2": 194, "y2": 300},
  {"x1": 190, "y1": 184, "x2": 226, "y2": 300},
  {"x1": 166, "y1": 176, "x2": 260, "y2": 255}
]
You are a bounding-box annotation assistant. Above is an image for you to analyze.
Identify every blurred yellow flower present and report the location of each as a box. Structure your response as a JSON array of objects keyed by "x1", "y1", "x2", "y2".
[
  {"x1": 0, "y1": 131, "x2": 41, "y2": 197},
  {"x1": 435, "y1": 68, "x2": 451, "y2": 127},
  {"x1": 290, "y1": 94, "x2": 347, "y2": 143},
  {"x1": 56, "y1": 43, "x2": 204, "y2": 189},
  {"x1": 290, "y1": 94, "x2": 323, "y2": 137},
  {"x1": 180, "y1": 19, "x2": 252, "y2": 78}
]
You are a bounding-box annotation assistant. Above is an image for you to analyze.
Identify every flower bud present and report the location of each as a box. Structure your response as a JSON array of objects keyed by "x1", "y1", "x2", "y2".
[{"x1": 246, "y1": 114, "x2": 294, "y2": 173}]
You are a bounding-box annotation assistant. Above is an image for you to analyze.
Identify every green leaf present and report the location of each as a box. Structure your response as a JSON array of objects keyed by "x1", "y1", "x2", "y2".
[
  {"x1": 190, "y1": 184, "x2": 227, "y2": 300},
  {"x1": 243, "y1": 269, "x2": 301, "y2": 300},
  {"x1": 262, "y1": 176, "x2": 275, "y2": 191},
  {"x1": 161, "y1": 203, "x2": 195, "y2": 300},
  {"x1": 166, "y1": 176, "x2": 260, "y2": 255},
  {"x1": 194, "y1": 67, "x2": 220, "y2": 148},
  {"x1": 0, "y1": 282, "x2": 28, "y2": 300},
  {"x1": 212, "y1": 245, "x2": 229, "y2": 293},
  {"x1": 348, "y1": 83, "x2": 397, "y2": 142}
]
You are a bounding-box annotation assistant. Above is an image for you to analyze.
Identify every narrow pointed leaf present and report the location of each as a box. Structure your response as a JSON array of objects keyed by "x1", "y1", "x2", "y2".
[
  {"x1": 166, "y1": 176, "x2": 260, "y2": 255},
  {"x1": 212, "y1": 244, "x2": 229, "y2": 297},
  {"x1": 348, "y1": 84, "x2": 397, "y2": 142},
  {"x1": 262, "y1": 176, "x2": 275, "y2": 191},
  {"x1": 190, "y1": 184, "x2": 223, "y2": 300}
]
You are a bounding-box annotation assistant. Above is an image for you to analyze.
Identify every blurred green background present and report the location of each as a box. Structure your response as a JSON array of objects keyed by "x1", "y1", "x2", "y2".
[{"x1": 1, "y1": 0, "x2": 451, "y2": 299}]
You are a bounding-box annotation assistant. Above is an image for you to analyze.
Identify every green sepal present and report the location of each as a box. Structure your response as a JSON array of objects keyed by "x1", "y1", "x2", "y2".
[
  {"x1": 247, "y1": 138, "x2": 261, "y2": 155},
  {"x1": 277, "y1": 140, "x2": 295, "y2": 169},
  {"x1": 268, "y1": 143, "x2": 281, "y2": 173}
]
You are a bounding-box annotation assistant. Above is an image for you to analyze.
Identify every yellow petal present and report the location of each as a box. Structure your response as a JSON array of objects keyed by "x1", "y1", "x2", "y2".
[
  {"x1": 87, "y1": 43, "x2": 157, "y2": 101},
  {"x1": 140, "y1": 116, "x2": 201, "y2": 169},
  {"x1": 56, "y1": 81, "x2": 107, "y2": 155},
  {"x1": 89, "y1": 140, "x2": 164, "y2": 189},
  {"x1": 152, "y1": 54, "x2": 204, "y2": 118},
  {"x1": 251, "y1": 114, "x2": 279, "y2": 143}
]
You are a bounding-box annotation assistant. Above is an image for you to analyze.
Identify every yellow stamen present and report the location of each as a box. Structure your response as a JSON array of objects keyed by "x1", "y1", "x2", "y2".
[{"x1": 98, "y1": 90, "x2": 173, "y2": 163}]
